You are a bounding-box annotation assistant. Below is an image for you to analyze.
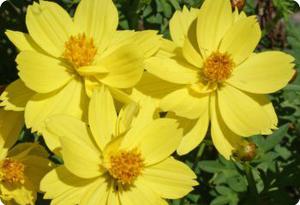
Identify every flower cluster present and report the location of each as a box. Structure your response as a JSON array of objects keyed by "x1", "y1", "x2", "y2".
[{"x1": 0, "y1": 0, "x2": 295, "y2": 204}]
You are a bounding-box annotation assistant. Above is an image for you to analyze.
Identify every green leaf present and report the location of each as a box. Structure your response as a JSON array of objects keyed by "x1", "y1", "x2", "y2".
[{"x1": 262, "y1": 124, "x2": 289, "y2": 152}]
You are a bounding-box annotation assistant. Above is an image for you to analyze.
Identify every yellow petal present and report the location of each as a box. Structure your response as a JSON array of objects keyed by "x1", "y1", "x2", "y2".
[
  {"x1": 25, "y1": 78, "x2": 88, "y2": 150},
  {"x1": 0, "y1": 79, "x2": 35, "y2": 111},
  {"x1": 217, "y1": 85, "x2": 274, "y2": 136},
  {"x1": 74, "y1": 0, "x2": 118, "y2": 52},
  {"x1": 89, "y1": 85, "x2": 117, "y2": 150},
  {"x1": 227, "y1": 51, "x2": 295, "y2": 94},
  {"x1": 169, "y1": 6, "x2": 199, "y2": 47},
  {"x1": 121, "y1": 119, "x2": 182, "y2": 166},
  {"x1": 197, "y1": 0, "x2": 233, "y2": 56},
  {"x1": 5, "y1": 30, "x2": 43, "y2": 52},
  {"x1": 16, "y1": 51, "x2": 72, "y2": 93},
  {"x1": 84, "y1": 77, "x2": 99, "y2": 98},
  {"x1": 160, "y1": 88, "x2": 209, "y2": 119},
  {"x1": 247, "y1": 94, "x2": 278, "y2": 135},
  {"x1": 119, "y1": 178, "x2": 162, "y2": 205},
  {"x1": 41, "y1": 167, "x2": 94, "y2": 204},
  {"x1": 145, "y1": 57, "x2": 199, "y2": 84},
  {"x1": 76, "y1": 65, "x2": 109, "y2": 77},
  {"x1": 46, "y1": 115, "x2": 102, "y2": 179},
  {"x1": 177, "y1": 108, "x2": 209, "y2": 155},
  {"x1": 116, "y1": 103, "x2": 139, "y2": 135},
  {"x1": 210, "y1": 94, "x2": 243, "y2": 159},
  {"x1": 182, "y1": 37, "x2": 203, "y2": 68},
  {"x1": 122, "y1": 97, "x2": 157, "y2": 139},
  {"x1": 132, "y1": 72, "x2": 183, "y2": 101},
  {"x1": 0, "y1": 110, "x2": 23, "y2": 153},
  {"x1": 80, "y1": 177, "x2": 109, "y2": 204},
  {"x1": 26, "y1": 1, "x2": 75, "y2": 57},
  {"x1": 20, "y1": 155, "x2": 51, "y2": 190},
  {"x1": 108, "y1": 30, "x2": 160, "y2": 58},
  {"x1": 109, "y1": 87, "x2": 133, "y2": 104},
  {"x1": 141, "y1": 157, "x2": 197, "y2": 199},
  {"x1": 98, "y1": 45, "x2": 144, "y2": 89},
  {"x1": 219, "y1": 16, "x2": 261, "y2": 64},
  {"x1": 155, "y1": 39, "x2": 178, "y2": 58}
]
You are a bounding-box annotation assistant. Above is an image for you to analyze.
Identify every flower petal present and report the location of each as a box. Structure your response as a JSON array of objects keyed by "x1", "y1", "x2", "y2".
[
  {"x1": 26, "y1": 1, "x2": 75, "y2": 57},
  {"x1": 74, "y1": 0, "x2": 118, "y2": 52},
  {"x1": 121, "y1": 119, "x2": 182, "y2": 166},
  {"x1": 46, "y1": 115, "x2": 102, "y2": 179},
  {"x1": 182, "y1": 37, "x2": 203, "y2": 68},
  {"x1": 145, "y1": 57, "x2": 199, "y2": 85},
  {"x1": 132, "y1": 72, "x2": 184, "y2": 101},
  {"x1": 108, "y1": 30, "x2": 160, "y2": 58},
  {"x1": 160, "y1": 88, "x2": 209, "y2": 119},
  {"x1": 217, "y1": 85, "x2": 274, "y2": 136},
  {"x1": 25, "y1": 79, "x2": 88, "y2": 151},
  {"x1": 5, "y1": 30, "x2": 43, "y2": 52},
  {"x1": 197, "y1": 0, "x2": 233, "y2": 56},
  {"x1": 227, "y1": 51, "x2": 295, "y2": 94},
  {"x1": 0, "y1": 79, "x2": 35, "y2": 111},
  {"x1": 177, "y1": 108, "x2": 209, "y2": 155},
  {"x1": 98, "y1": 45, "x2": 144, "y2": 89},
  {"x1": 41, "y1": 167, "x2": 94, "y2": 204},
  {"x1": 16, "y1": 51, "x2": 72, "y2": 93},
  {"x1": 0, "y1": 110, "x2": 23, "y2": 152},
  {"x1": 119, "y1": 178, "x2": 163, "y2": 205},
  {"x1": 80, "y1": 177, "x2": 109, "y2": 205},
  {"x1": 210, "y1": 94, "x2": 243, "y2": 159},
  {"x1": 89, "y1": 85, "x2": 117, "y2": 150},
  {"x1": 169, "y1": 6, "x2": 199, "y2": 47},
  {"x1": 219, "y1": 16, "x2": 261, "y2": 64},
  {"x1": 141, "y1": 157, "x2": 197, "y2": 199}
]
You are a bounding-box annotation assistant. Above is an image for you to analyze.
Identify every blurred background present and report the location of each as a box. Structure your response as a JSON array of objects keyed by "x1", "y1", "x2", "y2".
[{"x1": 0, "y1": 0, "x2": 300, "y2": 204}]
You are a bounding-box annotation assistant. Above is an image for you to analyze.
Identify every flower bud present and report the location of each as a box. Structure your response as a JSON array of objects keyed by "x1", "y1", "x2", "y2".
[
  {"x1": 230, "y1": 0, "x2": 246, "y2": 11},
  {"x1": 232, "y1": 141, "x2": 257, "y2": 161}
]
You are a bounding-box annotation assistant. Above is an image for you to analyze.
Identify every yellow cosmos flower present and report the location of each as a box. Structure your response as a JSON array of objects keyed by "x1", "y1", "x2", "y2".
[
  {"x1": 0, "y1": 109, "x2": 51, "y2": 205},
  {"x1": 3, "y1": 0, "x2": 160, "y2": 152},
  {"x1": 41, "y1": 86, "x2": 197, "y2": 205},
  {"x1": 144, "y1": 0, "x2": 295, "y2": 159}
]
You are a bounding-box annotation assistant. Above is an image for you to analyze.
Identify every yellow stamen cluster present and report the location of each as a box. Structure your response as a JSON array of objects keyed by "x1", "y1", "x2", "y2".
[
  {"x1": 202, "y1": 51, "x2": 235, "y2": 83},
  {"x1": 0, "y1": 159, "x2": 25, "y2": 184},
  {"x1": 63, "y1": 33, "x2": 97, "y2": 68},
  {"x1": 108, "y1": 149, "x2": 144, "y2": 185}
]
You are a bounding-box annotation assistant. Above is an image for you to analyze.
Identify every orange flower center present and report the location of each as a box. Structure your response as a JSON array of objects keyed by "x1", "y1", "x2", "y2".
[
  {"x1": 202, "y1": 51, "x2": 235, "y2": 83},
  {"x1": 108, "y1": 150, "x2": 144, "y2": 185},
  {"x1": 63, "y1": 33, "x2": 97, "y2": 68},
  {"x1": 0, "y1": 159, "x2": 25, "y2": 184}
]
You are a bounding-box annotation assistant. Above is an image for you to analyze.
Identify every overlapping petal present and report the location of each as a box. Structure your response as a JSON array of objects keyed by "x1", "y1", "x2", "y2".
[
  {"x1": 17, "y1": 51, "x2": 73, "y2": 93},
  {"x1": 227, "y1": 51, "x2": 295, "y2": 94},
  {"x1": 74, "y1": 0, "x2": 118, "y2": 52},
  {"x1": 26, "y1": 1, "x2": 76, "y2": 57},
  {"x1": 141, "y1": 157, "x2": 198, "y2": 199}
]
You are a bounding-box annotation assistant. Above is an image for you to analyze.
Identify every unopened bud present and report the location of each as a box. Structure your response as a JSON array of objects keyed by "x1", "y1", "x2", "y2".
[
  {"x1": 232, "y1": 141, "x2": 257, "y2": 161},
  {"x1": 230, "y1": 0, "x2": 246, "y2": 11}
]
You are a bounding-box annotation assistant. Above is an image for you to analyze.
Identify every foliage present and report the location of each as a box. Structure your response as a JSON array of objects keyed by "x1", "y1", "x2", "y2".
[{"x1": 0, "y1": 0, "x2": 300, "y2": 204}]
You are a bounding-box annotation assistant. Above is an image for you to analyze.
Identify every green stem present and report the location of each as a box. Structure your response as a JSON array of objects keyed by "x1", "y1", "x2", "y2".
[
  {"x1": 244, "y1": 163, "x2": 259, "y2": 204},
  {"x1": 192, "y1": 142, "x2": 206, "y2": 170}
]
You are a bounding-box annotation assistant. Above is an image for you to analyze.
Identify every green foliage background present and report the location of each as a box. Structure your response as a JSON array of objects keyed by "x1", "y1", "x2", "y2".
[{"x1": 0, "y1": 0, "x2": 300, "y2": 204}]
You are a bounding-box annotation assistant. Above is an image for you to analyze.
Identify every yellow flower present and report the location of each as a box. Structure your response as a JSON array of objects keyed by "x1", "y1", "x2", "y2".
[
  {"x1": 144, "y1": 0, "x2": 295, "y2": 158},
  {"x1": 3, "y1": 0, "x2": 160, "y2": 152},
  {"x1": 0, "y1": 109, "x2": 51, "y2": 205},
  {"x1": 41, "y1": 86, "x2": 197, "y2": 205}
]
